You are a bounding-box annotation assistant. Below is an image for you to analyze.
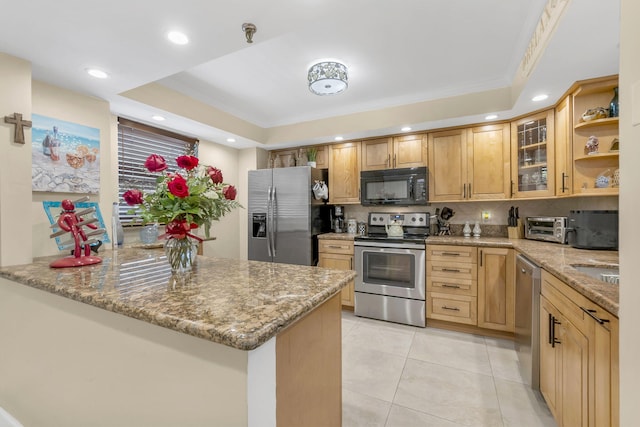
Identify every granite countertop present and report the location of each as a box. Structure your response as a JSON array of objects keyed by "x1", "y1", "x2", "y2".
[
  {"x1": 0, "y1": 248, "x2": 356, "y2": 351},
  {"x1": 318, "y1": 232, "x2": 356, "y2": 241},
  {"x1": 426, "y1": 236, "x2": 619, "y2": 316}
]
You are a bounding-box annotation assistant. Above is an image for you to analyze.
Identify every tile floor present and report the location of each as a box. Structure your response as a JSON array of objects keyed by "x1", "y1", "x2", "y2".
[{"x1": 341, "y1": 311, "x2": 556, "y2": 427}]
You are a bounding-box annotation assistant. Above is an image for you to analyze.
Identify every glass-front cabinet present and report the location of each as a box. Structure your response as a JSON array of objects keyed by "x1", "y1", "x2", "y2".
[{"x1": 510, "y1": 110, "x2": 555, "y2": 198}]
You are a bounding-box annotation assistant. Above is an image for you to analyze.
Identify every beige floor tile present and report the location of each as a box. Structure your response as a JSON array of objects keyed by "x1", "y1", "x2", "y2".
[
  {"x1": 342, "y1": 345, "x2": 407, "y2": 402},
  {"x1": 394, "y1": 358, "x2": 504, "y2": 427},
  {"x1": 342, "y1": 388, "x2": 391, "y2": 427},
  {"x1": 344, "y1": 322, "x2": 415, "y2": 358},
  {"x1": 485, "y1": 338, "x2": 527, "y2": 384},
  {"x1": 408, "y1": 328, "x2": 492, "y2": 376},
  {"x1": 385, "y1": 405, "x2": 466, "y2": 427},
  {"x1": 494, "y1": 378, "x2": 555, "y2": 427}
]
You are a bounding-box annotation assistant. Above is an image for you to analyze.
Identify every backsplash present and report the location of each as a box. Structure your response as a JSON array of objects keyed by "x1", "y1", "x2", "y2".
[{"x1": 339, "y1": 196, "x2": 618, "y2": 237}]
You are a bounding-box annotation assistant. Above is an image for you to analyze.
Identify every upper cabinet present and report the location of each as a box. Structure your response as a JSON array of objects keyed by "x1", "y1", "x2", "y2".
[
  {"x1": 428, "y1": 124, "x2": 510, "y2": 201},
  {"x1": 555, "y1": 96, "x2": 573, "y2": 196},
  {"x1": 361, "y1": 135, "x2": 426, "y2": 171},
  {"x1": 571, "y1": 75, "x2": 619, "y2": 195},
  {"x1": 329, "y1": 142, "x2": 361, "y2": 204},
  {"x1": 467, "y1": 124, "x2": 511, "y2": 200},
  {"x1": 510, "y1": 109, "x2": 555, "y2": 199}
]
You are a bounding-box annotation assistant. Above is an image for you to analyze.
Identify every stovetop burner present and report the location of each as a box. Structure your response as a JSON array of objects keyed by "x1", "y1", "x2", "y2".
[{"x1": 354, "y1": 211, "x2": 430, "y2": 245}]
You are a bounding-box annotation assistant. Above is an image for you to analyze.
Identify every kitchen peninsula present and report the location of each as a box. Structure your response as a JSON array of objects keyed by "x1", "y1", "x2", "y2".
[{"x1": 0, "y1": 248, "x2": 355, "y2": 427}]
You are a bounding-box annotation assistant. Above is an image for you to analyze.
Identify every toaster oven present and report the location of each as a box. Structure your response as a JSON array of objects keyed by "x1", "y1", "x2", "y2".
[{"x1": 525, "y1": 216, "x2": 567, "y2": 244}]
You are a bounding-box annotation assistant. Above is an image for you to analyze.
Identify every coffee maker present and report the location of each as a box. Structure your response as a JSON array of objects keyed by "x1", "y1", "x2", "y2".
[{"x1": 333, "y1": 205, "x2": 345, "y2": 233}]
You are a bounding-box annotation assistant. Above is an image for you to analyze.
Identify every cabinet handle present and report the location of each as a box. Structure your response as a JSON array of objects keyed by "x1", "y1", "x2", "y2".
[
  {"x1": 441, "y1": 252, "x2": 460, "y2": 256},
  {"x1": 510, "y1": 180, "x2": 515, "y2": 198},
  {"x1": 328, "y1": 245, "x2": 344, "y2": 249},
  {"x1": 442, "y1": 284, "x2": 461, "y2": 289},
  {"x1": 463, "y1": 183, "x2": 466, "y2": 199},
  {"x1": 479, "y1": 250, "x2": 483, "y2": 267},
  {"x1": 393, "y1": 154, "x2": 397, "y2": 168},
  {"x1": 561, "y1": 172, "x2": 569, "y2": 193},
  {"x1": 549, "y1": 314, "x2": 561, "y2": 348},
  {"x1": 468, "y1": 183, "x2": 471, "y2": 198},
  {"x1": 441, "y1": 268, "x2": 460, "y2": 273},
  {"x1": 580, "y1": 307, "x2": 610, "y2": 325},
  {"x1": 442, "y1": 306, "x2": 460, "y2": 311},
  {"x1": 350, "y1": 258, "x2": 353, "y2": 270},
  {"x1": 387, "y1": 154, "x2": 391, "y2": 168}
]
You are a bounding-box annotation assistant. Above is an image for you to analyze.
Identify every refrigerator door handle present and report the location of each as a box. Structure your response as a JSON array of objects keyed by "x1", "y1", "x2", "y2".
[
  {"x1": 267, "y1": 186, "x2": 273, "y2": 257},
  {"x1": 271, "y1": 187, "x2": 277, "y2": 256}
]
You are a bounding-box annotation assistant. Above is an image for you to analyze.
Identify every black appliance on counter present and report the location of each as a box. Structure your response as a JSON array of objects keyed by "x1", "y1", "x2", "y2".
[
  {"x1": 566, "y1": 210, "x2": 618, "y2": 250},
  {"x1": 360, "y1": 167, "x2": 428, "y2": 206}
]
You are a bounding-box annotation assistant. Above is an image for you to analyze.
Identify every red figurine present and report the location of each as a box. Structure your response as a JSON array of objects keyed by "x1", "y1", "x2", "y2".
[{"x1": 50, "y1": 199, "x2": 102, "y2": 268}]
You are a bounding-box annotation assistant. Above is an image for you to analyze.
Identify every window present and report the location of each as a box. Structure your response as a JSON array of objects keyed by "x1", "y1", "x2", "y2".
[{"x1": 117, "y1": 118, "x2": 198, "y2": 225}]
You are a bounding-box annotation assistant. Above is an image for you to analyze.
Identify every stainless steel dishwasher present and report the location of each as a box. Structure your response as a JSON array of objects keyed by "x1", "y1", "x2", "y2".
[{"x1": 515, "y1": 254, "x2": 541, "y2": 390}]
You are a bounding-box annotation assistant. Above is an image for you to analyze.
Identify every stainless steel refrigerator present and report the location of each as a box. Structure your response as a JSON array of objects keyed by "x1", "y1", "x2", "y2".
[{"x1": 248, "y1": 166, "x2": 330, "y2": 265}]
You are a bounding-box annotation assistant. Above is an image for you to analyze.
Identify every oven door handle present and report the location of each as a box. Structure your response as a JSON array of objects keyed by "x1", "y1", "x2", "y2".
[{"x1": 354, "y1": 241, "x2": 425, "y2": 250}]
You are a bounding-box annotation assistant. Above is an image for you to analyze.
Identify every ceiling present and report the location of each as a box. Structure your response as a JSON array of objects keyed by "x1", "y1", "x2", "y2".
[{"x1": 0, "y1": 0, "x2": 620, "y2": 149}]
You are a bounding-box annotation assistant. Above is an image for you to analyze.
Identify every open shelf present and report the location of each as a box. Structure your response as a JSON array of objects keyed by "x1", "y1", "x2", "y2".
[
  {"x1": 574, "y1": 152, "x2": 619, "y2": 162},
  {"x1": 574, "y1": 117, "x2": 619, "y2": 130}
]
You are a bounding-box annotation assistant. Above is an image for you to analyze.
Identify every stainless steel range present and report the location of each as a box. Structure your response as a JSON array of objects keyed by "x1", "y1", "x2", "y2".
[{"x1": 354, "y1": 212, "x2": 429, "y2": 327}]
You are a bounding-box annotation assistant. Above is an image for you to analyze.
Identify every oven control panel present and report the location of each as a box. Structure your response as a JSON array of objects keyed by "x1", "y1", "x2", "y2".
[{"x1": 368, "y1": 212, "x2": 429, "y2": 226}]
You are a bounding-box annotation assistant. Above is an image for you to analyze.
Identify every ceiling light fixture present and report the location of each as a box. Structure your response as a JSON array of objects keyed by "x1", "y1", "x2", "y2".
[
  {"x1": 226, "y1": 138, "x2": 236, "y2": 143},
  {"x1": 532, "y1": 94, "x2": 548, "y2": 102},
  {"x1": 401, "y1": 126, "x2": 412, "y2": 132},
  {"x1": 334, "y1": 136, "x2": 344, "y2": 141},
  {"x1": 152, "y1": 115, "x2": 165, "y2": 121},
  {"x1": 308, "y1": 61, "x2": 348, "y2": 96},
  {"x1": 167, "y1": 31, "x2": 189, "y2": 45},
  {"x1": 86, "y1": 68, "x2": 108, "y2": 79},
  {"x1": 485, "y1": 114, "x2": 498, "y2": 120}
]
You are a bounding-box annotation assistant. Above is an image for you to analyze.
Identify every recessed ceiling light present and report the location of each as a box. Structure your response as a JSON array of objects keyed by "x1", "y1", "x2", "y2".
[
  {"x1": 167, "y1": 31, "x2": 189, "y2": 45},
  {"x1": 532, "y1": 94, "x2": 549, "y2": 102},
  {"x1": 226, "y1": 138, "x2": 236, "y2": 143},
  {"x1": 86, "y1": 68, "x2": 108, "y2": 79},
  {"x1": 151, "y1": 115, "x2": 165, "y2": 121},
  {"x1": 401, "y1": 127, "x2": 412, "y2": 132},
  {"x1": 334, "y1": 136, "x2": 344, "y2": 141},
  {"x1": 485, "y1": 114, "x2": 498, "y2": 120}
]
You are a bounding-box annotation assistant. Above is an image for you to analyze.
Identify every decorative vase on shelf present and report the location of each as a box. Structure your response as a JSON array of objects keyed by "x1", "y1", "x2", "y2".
[
  {"x1": 164, "y1": 236, "x2": 199, "y2": 275},
  {"x1": 463, "y1": 221, "x2": 471, "y2": 237},
  {"x1": 307, "y1": 161, "x2": 317, "y2": 168},
  {"x1": 473, "y1": 221, "x2": 482, "y2": 238},
  {"x1": 609, "y1": 87, "x2": 619, "y2": 118}
]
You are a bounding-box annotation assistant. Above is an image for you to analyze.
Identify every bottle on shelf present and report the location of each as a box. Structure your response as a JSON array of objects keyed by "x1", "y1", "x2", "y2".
[
  {"x1": 112, "y1": 202, "x2": 124, "y2": 249},
  {"x1": 609, "y1": 87, "x2": 619, "y2": 118}
]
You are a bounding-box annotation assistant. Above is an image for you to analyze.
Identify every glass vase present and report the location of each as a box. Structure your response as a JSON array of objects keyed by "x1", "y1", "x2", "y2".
[
  {"x1": 164, "y1": 237, "x2": 199, "y2": 275},
  {"x1": 609, "y1": 87, "x2": 619, "y2": 118}
]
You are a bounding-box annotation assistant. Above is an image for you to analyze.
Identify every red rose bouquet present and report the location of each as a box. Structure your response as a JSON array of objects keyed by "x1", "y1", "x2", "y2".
[{"x1": 123, "y1": 154, "x2": 241, "y2": 241}]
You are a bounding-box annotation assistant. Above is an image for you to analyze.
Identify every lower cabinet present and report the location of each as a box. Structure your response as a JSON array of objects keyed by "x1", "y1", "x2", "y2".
[
  {"x1": 539, "y1": 270, "x2": 618, "y2": 427},
  {"x1": 427, "y1": 244, "x2": 514, "y2": 333},
  {"x1": 318, "y1": 239, "x2": 355, "y2": 308},
  {"x1": 477, "y1": 247, "x2": 515, "y2": 332}
]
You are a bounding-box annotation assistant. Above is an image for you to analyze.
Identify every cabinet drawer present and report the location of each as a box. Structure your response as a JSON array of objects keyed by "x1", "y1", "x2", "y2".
[
  {"x1": 427, "y1": 260, "x2": 477, "y2": 281},
  {"x1": 319, "y1": 239, "x2": 354, "y2": 255},
  {"x1": 427, "y1": 292, "x2": 477, "y2": 325},
  {"x1": 427, "y1": 276, "x2": 477, "y2": 296},
  {"x1": 427, "y1": 245, "x2": 477, "y2": 263}
]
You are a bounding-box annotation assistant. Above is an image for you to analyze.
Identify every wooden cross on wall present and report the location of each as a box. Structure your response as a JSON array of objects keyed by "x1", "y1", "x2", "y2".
[{"x1": 4, "y1": 113, "x2": 32, "y2": 144}]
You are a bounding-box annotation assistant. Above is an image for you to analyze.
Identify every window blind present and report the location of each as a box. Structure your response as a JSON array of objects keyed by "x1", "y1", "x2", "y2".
[{"x1": 117, "y1": 118, "x2": 198, "y2": 225}]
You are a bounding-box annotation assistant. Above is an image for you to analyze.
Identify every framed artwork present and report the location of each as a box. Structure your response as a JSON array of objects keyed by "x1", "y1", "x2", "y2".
[
  {"x1": 32, "y1": 114, "x2": 101, "y2": 193},
  {"x1": 43, "y1": 201, "x2": 110, "y2": 250}
]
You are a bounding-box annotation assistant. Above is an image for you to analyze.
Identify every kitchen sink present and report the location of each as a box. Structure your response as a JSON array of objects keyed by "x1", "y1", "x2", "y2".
[{"x1": 571, "y1": 265, "x2": 620, "y2": 284}]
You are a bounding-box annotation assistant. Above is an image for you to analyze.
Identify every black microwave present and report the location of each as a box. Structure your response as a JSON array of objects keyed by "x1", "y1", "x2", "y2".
[{"x1": 360, "y1": 167, "x2": 428, "y2": 206}]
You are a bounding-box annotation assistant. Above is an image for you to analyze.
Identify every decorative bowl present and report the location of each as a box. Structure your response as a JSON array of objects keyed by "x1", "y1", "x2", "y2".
[{"x1": 581, "y1": 107, "x2": 609, "y2": 122}]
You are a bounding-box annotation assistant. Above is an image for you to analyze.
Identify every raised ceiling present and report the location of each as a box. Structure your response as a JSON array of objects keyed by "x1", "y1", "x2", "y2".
[{"x1": 0, "y1": 0, "x2": 620, "y2": 149}]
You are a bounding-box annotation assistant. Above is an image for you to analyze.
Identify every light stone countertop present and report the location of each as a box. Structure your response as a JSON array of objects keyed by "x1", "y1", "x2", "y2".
[
  {"x1": 426, "y1": 236, "x2": 619, "y2": 316},
  {"x1": 0, "y1": 248, "x2": 356, "y2": 350},
  {"x1": 318, "y1": 232, "x2": 357, "y2": 241}
]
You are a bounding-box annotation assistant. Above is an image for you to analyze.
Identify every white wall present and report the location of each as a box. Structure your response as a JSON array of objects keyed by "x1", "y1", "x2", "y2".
[
  {"x1": 0, "y1": 54, "x2": 33, "y2": 267},
  {"x1": 618, "y1": 0, "x2": 640, "y2": 423}
]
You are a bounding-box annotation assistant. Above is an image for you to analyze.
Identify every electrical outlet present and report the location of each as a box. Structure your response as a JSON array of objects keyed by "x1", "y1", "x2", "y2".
[{"x1": 481, "y1": 211, "x2": 491, "y2": 223}]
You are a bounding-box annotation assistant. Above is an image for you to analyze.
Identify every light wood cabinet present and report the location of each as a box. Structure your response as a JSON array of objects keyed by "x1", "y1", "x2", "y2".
[
  {"x1": 510, "y1": 110, "x2": 555, "y2": 198},
  {"x1": 539, "y1": 270, "x2": 618, "y2": 427},
  {"x1": 427, "y1": 245, "x2": 478, "y2": 325},
  {"x1": 571, "y1": 75, "x2": 619, "y2": 195},
  {"x1": 328, "y1": 142, "x2": 361, "y2": 204},
  {"x1": 428, "y1": 124, "x2": 510, "y2": 201},
  {"x1": 361, "y1": 135, "x2": 426, "y2": 171},
  {"x1": 299, "y1": 145, "x2": 329, "y2": 169},
  {"x1": 318, "y1": 239, "x2": 354, "y2": 308},
  {"x1": 477, "y1": 247, "x2": 515, "y2": 332},
  {"x1": 555, "y1": 95, "x2": 573, "y2": 196}
]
